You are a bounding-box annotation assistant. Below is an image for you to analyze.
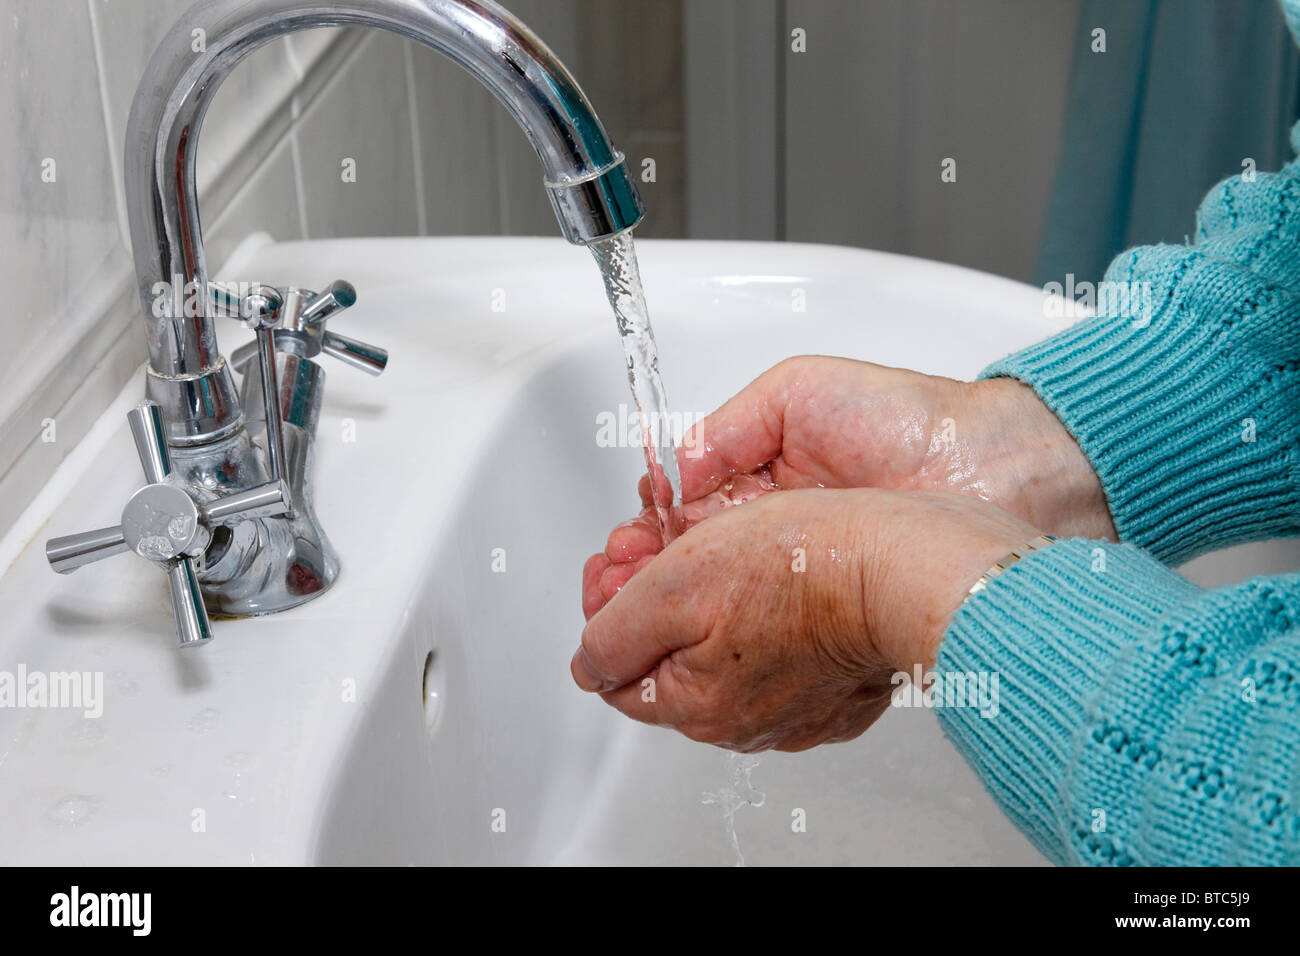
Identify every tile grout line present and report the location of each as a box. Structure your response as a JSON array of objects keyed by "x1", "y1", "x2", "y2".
[
  {"x1": 206, "y1": 138, "x2": 299, "y2": 260},
  {"x1": 403, "y1": 42, "x2": 430, "y2": 237},
  {"x1": 491, "y1": 111, "x2": 510, "y2": 234},
  {"x1": 288, "y1": 93, "x2": 312, "y2": 241},
  {"x1": 284, "y1": 32, "x2": 312, "y2": 240},
  {"x1": 84, "y1": 0, "x2": 130, "y2": 248},
  {"x1": 288, "y1": 30, "x2": 376, "y2": 241}
]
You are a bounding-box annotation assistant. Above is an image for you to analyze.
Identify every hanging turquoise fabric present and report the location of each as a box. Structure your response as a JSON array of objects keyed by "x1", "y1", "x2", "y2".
[{"x1": 1035, "y1": 0, "x2": 1300, "y2": 288}]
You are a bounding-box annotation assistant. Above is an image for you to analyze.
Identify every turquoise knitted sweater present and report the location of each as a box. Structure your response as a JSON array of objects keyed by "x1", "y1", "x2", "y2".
[{"x1": 937, "y1": 0, "x2": 1300, "y2": 866}]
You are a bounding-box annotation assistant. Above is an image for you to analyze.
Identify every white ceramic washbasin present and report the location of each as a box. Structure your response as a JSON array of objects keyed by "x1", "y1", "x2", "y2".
[{"x1": 1, "y1": 237, "x2": 1293, "y2": 866}]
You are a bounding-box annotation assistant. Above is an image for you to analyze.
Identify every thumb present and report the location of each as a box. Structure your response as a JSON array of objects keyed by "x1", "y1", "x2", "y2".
[
  {"x1": 678, "y1": 361, "x2": 793, "y2": 501},
  {"x1": 571, "y1": 555, "x2": 704, "y2": 692}
]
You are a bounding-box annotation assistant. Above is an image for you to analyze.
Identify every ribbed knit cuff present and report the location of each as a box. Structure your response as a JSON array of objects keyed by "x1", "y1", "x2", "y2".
[
  {"x1": 981, "y1": 248, "x2": 1300, "y2": 564},
  {"x1": 935, "y1": 538, "x2": 1200, "y2": 865}
]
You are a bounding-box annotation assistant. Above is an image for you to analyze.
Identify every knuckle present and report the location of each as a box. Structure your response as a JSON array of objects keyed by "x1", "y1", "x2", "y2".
[{"x1": 772, "y1": 354, "x2": 812, "y2": 379}]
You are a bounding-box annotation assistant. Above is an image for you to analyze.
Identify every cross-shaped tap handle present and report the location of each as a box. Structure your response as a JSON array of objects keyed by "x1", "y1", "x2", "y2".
[
  {"x1": 224, "y1": 279, "x2": 389, "y2": 378},
  {"x1": 44, "y1": 402, "x2": 290, "y2": 647}
]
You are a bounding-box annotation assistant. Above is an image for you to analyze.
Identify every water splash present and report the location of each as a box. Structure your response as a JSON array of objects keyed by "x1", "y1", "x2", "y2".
[
  {"x1": 590, "y1": 231, "x2": 682, "y2": 542},
  {"x1": 702, "y1": 752, "x2": 765, "y2": 867}
]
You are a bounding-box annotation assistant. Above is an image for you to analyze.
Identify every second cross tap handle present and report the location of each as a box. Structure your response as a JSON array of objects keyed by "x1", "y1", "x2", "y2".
[
  {"x1": 226, "y1": 279, "x2": 388, "y2": 377},
  {"x1": 297, "y1": 280, "x2": 389, "y2": 376},
  {"x1": 297, "y1": 279, "x2": 357, "y2": 327},
  {"x1": 301, "y1": 281, "x2": 388, "y2": 376},
  {"x1": 321, "y1": 330, "x2": 388, "y2": 376}
]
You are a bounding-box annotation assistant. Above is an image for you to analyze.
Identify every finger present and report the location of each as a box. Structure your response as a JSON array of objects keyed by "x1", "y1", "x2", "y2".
[
  {"x1": 598, "y1": 551, "x2": 655, "y2": 601},
  {"x1": 598, "y1": 560, "x2": 637, "y2": 603},
  {"x1": 604, "y1": 509, "x2": 663, "y2": 563},
  {"x1": 582, "y1": 552, "x2": 610, "y2": 620},
  {"x1": 586, "y1": 553, "x2": 655, "y2": 620},
  {"x1": 678, "y1": 362, "x2": 793, "y2": 501},
  {"x1": 573, "y1": 556, "x2": 704, "y2": 692},
  {"x1": 594, "y1": 662, "x2": 682, "y2": 728}
]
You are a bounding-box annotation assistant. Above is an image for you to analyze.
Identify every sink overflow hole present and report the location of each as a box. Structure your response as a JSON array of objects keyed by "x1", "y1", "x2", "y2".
[{"x1": 421, "y1": 650, "x2": 442, "y2": 731}]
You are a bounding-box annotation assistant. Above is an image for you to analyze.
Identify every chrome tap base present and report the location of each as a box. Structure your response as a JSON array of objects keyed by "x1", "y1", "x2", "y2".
[
  {"x1": 177, "y1": 354, "x2": 341, "y2": 617},
  {"x1": 143, "y1": 362, "x2": 245, "y2": 447}
]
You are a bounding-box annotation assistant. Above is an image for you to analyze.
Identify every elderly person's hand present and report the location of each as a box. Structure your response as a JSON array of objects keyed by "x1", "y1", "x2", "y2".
[
  {"x1": 572, "y1": 487, "x2": 1039, "y2": 752},
  {"x1": 678, "y1": 356, "x2": 1113, "y2": 529},
  {"x1": 582, "y1": 355, "x2": 1111, "y2": 619}
]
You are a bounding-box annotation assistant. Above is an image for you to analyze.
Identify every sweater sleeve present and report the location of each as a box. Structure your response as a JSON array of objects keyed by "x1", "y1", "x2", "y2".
[
  {"x1": 936, "y1": 538, "x2": 1300, "y2": 866},
  {"x1": 980, "y1": 126, "x2": 1300, "y2": 564}
]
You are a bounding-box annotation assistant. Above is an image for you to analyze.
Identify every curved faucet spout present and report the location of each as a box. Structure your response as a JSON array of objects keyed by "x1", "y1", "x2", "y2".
[{"x1": 125, "y1": 0, "x2": 644, "y2": 444}]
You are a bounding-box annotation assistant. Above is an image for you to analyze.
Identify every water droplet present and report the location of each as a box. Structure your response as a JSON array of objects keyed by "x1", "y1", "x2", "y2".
[
  {"x1": 110, "y1": 670, "x2": 140, "y2": 697},
  {"x1": 186, "y1": 707, "x2": 220, "y2": 733},
  {"x1": 49, "y1": 794, "x2": 99, "y2": 827},
  {"x1": 67, "y1": 722, "x2": 105, "y2": 745},
  {"x1": 138, "y1": 535, "x2": 175, "y2": 559}
]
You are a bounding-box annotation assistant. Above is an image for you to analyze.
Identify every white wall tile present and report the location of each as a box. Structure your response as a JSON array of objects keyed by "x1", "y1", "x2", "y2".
[
  {"x1": 407, "y1": 41, "x2": 502, "y2": 234},
  {"x1": 573, "y1": 0, "x2": 686, "y2": 239},
  {"x1": 87, "y1": 0, "x2": 302, "y2": 221},
  {"x1": 682, "y1": 0, "x2": 782, "y2": 240},
  {"x1": 782, "y1": 0, "x2": 1079, "y2": 281},
  {"x1": 0, "y1": 1, "x2": 124, "y2": 475},
  {"x1": 287, "y1": 25, "x2": 347, "y2": 72},
  {"x1": 205, "y1": 137, "x2": 304, "y2": 272},
  {"x1": 294, "y1": 31, "x2": 421, "y2": 239}
]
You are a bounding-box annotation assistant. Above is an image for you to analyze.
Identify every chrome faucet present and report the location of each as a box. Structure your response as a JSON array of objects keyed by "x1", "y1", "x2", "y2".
[{"x1": 44, "y1": 0, "x2": 644, "y2": 647}]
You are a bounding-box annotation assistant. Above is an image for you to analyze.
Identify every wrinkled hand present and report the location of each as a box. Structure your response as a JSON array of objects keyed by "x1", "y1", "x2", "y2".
[
  {"x1": 582, "y1": 355, "x2": 1112, "y2": 618},
  {"x1": 572, "y1": 487, "x2": 1039, "y2": 752},
  {"x1": 683, "y1": 355, "x2": 1111, "y2": 530}
]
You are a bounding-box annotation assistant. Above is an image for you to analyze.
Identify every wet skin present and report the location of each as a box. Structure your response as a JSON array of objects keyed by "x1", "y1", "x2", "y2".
[{"x1": 573, "y1": 356, "x2": 1114, "y2": 753}]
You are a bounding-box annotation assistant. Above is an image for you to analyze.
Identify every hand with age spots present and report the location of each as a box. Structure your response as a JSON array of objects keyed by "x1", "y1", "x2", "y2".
[
  {"x1": 582, "y1": 354, "x2": 1112, "y2": 619},
  {"x1": 684, "y1": 356, "x2": 1112, "y2": 534},
  {"x1": 573, "y1": 487, "x2": 1040, "y2": 752},
  {"x1": 573, "y1": 356, "x2": 1106, "y2": 751}
]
